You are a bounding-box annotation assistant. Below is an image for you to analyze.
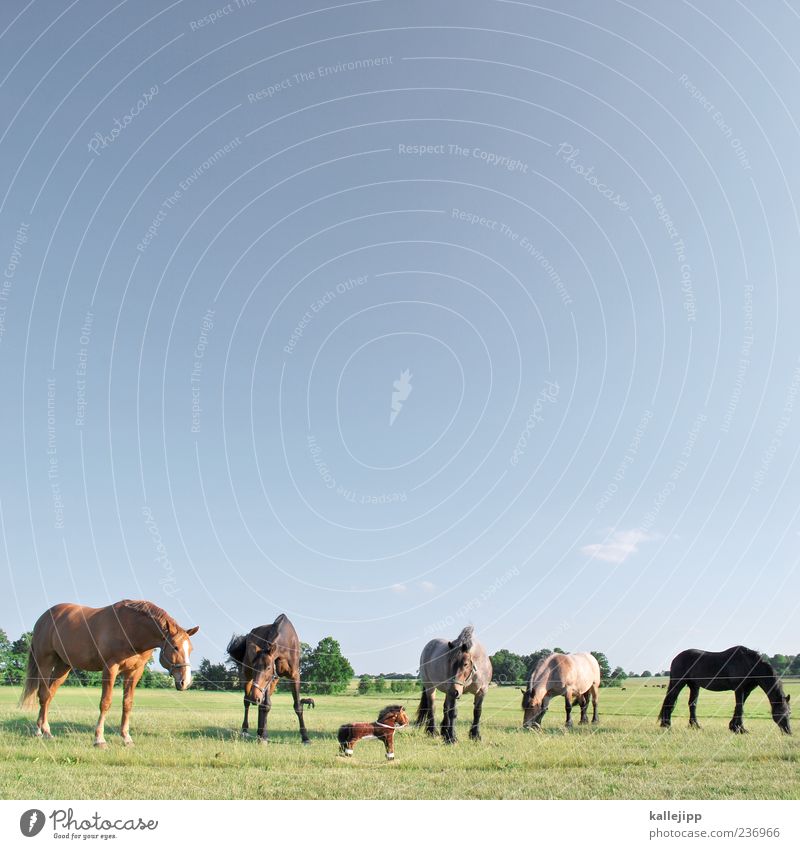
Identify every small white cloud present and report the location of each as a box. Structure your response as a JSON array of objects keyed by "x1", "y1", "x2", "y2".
[
  {"x1": 418, "y1": 581, "x2": 436, "y2": 592},
  {"x1": 391, "y1": 583, "x2": 407, "y2": 593},
  {"x1": 581, "y1": 529, "x2": 659, "y2": 564}
]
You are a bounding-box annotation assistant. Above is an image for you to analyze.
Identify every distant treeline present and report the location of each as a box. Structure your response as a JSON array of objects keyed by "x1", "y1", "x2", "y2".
[{"x1": 3, "y1": 629, "x2": 797, "y2": 692}]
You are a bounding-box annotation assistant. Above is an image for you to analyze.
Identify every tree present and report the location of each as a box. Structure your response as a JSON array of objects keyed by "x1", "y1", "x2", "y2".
[
  {"x1": 357, "y1": 674, "x2": 373, "y2": 695},
  {"x1": 591, "y1": 651, "x2": 611, "y2": 681},
  {"x1": 4, "y1": 632, "x2": 32, "y2": 685},
  {"x1": 194, "y1": 659, "x2": 238, "y2": 691},
  {"x1": 303, "y1": 637, "x2": 353, "y2": 694},
  {"x1": 788, "y1": 655, "x2": 800, "y2": 676},
  {"x1": 372, "y1": 675, "x2": 386, "y2": 693},
  {"x1": 610, "y1": 666, "x2": 627, "y2": 681},
  {"x1": 489, "y1": 649, "x2": 526, "y2": 685},
  {"x1": 641, "y1": 670, "x2": 652, "y2": 677},
  {"x1": 522, "y1": 649, "x2": 553, "y2": 678}
]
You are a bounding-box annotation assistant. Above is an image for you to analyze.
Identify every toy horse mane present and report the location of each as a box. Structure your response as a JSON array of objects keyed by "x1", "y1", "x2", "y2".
[
  {"x1": 119, "y1": 599, "x2": 179, "y2": 635},
  {"x1": 377, "y1": 704, "x2": 404, "y2": 723},
  {"x1": 451, "y1": 625, "x2": 474, "y2": 650}
]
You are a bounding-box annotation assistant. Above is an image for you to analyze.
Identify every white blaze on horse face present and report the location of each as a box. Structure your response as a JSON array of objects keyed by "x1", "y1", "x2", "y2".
[{"x1": 182, "y1": 639, "x2": 191, "y2": 689}]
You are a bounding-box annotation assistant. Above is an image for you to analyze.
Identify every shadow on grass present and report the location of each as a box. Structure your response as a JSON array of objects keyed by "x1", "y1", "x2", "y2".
[
  {"x1": 0, "y1": 717, "x2": 97, "y2": 737},
  {"x1": 178, "y1": 726, "x2": 327, "y2": 744}
]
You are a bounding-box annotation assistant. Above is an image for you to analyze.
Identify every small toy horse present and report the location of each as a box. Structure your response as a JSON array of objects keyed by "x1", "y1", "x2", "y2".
[{"x1": 338, "y1": 704, "x2": 409, "y2": 760}]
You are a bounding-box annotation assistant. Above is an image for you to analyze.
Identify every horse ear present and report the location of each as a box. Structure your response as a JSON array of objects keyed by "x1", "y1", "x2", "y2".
[
  {"x1": 787, "y1": 694, "x2": 791, "y2": 703},
  {"x1": 447, "y1": 641, "x2": 455, "y2": 649},
  {"x1": 461, "y1": 643, "x2": 469, "y2": 653},
  {"x1": 266, "y1": 641, "x2": 278, "y2": 655},
  {"x1": 186, "y1": 626, "x2": 199, "y2": 636}
]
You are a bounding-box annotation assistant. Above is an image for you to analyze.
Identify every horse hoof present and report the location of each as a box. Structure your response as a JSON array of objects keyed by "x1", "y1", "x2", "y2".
[
  {"x1": 302, "y1": 739, "x2": 311, "y2": 746},
  {"x1": 123, "y1": 739, "x2": 134, "y2": 747},
  {"x1": 41, "y1": 731, "x2": 53, "y2": 739},
  {"x1": 240, "y1": 730, "x2": 252, "y2": 738},
  {"x1": 257, "y1": 737, "x2": 269, "y2": 745},
  {"x1": 94, "y1": 741, "x2": 107, "y2": 749},
  {"x1": 592, "y1": 719, "x2": 600, "y2": 725}
]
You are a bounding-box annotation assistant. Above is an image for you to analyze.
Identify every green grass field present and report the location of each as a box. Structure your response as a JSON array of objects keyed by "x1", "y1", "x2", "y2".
[{"x1": 1, "y1": 678, "x2": 797, "y2": 800}]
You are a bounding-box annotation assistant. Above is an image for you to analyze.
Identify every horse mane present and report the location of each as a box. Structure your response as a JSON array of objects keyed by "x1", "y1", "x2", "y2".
[
  {"x1": 451, "y1": 625, "x2": 474, "y2": 650},
  {"x1": 119, "y1": 599, "x2": 179, "y2": 635},
  {"x1": 378, "y1": 704, "x2": 404, "y2": 722},
  {"x1": 227, "y1": 634, "x2": 248, "y2": 666}
]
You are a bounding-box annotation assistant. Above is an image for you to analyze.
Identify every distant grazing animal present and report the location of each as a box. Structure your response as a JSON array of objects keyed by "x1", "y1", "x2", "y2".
[
  {"x1": 621, "y1": 687, "x2": 626, "y2": 691},
  {"x1": 521, "y1": 652, "x2": 600, "y2": 728},
  {"x1": 300, "y1": 697, "x2": 315, "y2": 709},
  {"x1": 19, "y1": 600, "x2": 198, "y2": 746},
  {"x1": 659, "y1": 646, "x2": 791, "y2": 734},
  {"x1": 338, "y1": 705, "x2": 409, "y2": 759},
  {"x1": 417, "y1": 625, "x2": 492, "y2": 743},
  {"x1": 227, "y1": 614, "x2": 310, "y2": 744}
]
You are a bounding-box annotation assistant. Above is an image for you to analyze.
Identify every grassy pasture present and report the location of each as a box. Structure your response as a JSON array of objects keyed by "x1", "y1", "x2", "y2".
[{"x1": 1, "y1": 677, "x2": 797, "y2": 800}]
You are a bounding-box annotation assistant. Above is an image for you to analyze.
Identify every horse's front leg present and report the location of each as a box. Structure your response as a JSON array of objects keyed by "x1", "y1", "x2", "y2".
[
  {"x1": 442, "y1": 691, "x2": 459, "y2": 744},
  {"x1": 564, "y1": 692, "x2": 573, "y2": 728},
  {"x1": 729, "y1": 687, "x2": 748, "y2": 733},
  {"x1": 120, "y1": 665, "x2": 145, "y2": 745},
  {"x1": 688, "y1": 684, "x2": 701, "y2": 729},
  {"x1": 469, "y1": 690, "x2": 485, "y2": 740},
  {"x1": 384, "y1": 729, "x2": 395, "y2": 760},
  {"x1": 290, "y1": 675, "x2": 310, "y2": 744},
  {"x1": 579, "y1": 692, "x2": 589, "y2": 725},
  {"x1": 94, "y1": 666, "x2": 118, "y2": 747}
]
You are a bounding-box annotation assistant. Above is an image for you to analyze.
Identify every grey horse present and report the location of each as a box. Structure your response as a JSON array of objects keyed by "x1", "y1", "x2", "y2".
[{"x1": 416, "y1": 625, "x2": 492, "y2": 743}]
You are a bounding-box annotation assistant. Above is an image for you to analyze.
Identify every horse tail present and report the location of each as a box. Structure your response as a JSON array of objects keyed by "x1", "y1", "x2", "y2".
[
  {"x1": 18, "y1": 646, "x2": 40, "y2": 709},
  {"x1": 226, "y1": 634, "x2": 247, "y2": 668},
  {"x1": 416, "y1": 687, "x2": 431, "y2": 726},
  {"x1": 337, "y1": 724, "x2": 351, "y2": 748}
]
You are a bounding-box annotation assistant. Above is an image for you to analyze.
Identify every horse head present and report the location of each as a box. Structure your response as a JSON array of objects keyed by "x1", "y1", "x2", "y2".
[
  {"x1": 520, "y1": 687, "x2": 545, "y2": 728},
  {"x1": 447, "y1": 631, "x2": 476, "y2": 699},
  {"x1": 772, "y1": 691, "x2": 791, "y2": 734},
  {"x1": 245, "y1": 633, "x2": 278, "y2": 705},
  {"x1": 159, "y1": 625, "x2": 199, "y2": 691}
]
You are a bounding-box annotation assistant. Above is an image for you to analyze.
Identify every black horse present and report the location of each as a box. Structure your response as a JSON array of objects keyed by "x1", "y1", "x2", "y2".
[
  {"x1": 227, "y1": 614, "x2": 310, "y2": 744},
  {"x1": 659, "y1": 646, "x2": 791, "y2": 734}
]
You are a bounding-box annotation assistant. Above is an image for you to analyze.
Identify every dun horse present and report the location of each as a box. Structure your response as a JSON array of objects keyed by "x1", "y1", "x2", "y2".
[
  {"x1": 521, "y1": 652, "x2": 600, "y2": 728},
  {"x1": 659, "y1": 646, "x2": 791, "y2": 734},
  {"x1": 19, "y1": 600, "x2": 198, "y2": 746},
  {"x1": 227, "y1": 613, "x2": 310, "y2": 744},
  {"x1": 417, "y1": 625, "x2": 492, "y2": 743},
  {"x1": 338, "y1": 705, "x2": 409, "y2": 759}
]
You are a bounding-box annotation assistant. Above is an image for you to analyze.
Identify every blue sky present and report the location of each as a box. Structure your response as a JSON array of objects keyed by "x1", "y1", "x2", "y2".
[{"x1": 1, "y1": 0, "x2": 799, "y2": 675}]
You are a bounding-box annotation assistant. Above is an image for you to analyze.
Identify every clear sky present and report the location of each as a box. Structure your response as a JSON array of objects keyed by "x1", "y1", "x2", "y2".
[{"x1": 1, "y1": 0, "x2": 798, "y2": 675}]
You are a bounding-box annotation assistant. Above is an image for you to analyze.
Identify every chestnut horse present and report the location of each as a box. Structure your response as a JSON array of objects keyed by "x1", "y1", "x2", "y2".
[
  {"x1": 338, "y1": 705, "x2": 409, "y2": 759},
  {"x1": 522, "y1": 652, "x2": 600, "y2": 728},
  {"x1": 227, "y1": 613, "x2": 310, "y2": 744},
  {"x1": 417, "y1": 625, "x2": 492, "y2": 743},
  {"x1": 19, "y1": 600, "x2": 198, "y2": 746}
]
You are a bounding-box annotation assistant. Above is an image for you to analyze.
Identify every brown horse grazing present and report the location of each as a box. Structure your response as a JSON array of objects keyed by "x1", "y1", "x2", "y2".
[
  {"x1": 338, "y1": 705, "x2": 409, "y2": 759},
  {"x1": 522, "y1": 652, "x2": 600, "y2": 728},
  {"x1": 417, "y1": 625, "x2": 493, "y2": 743},
  {"x1": 19, "y1": 600, "x2": 198, "y2": 747},
  {"x1": 300, "y1": 697, "x2": 315, "y2": 709},
  {"x1": 227, "y1": 613, "x2": 310, "y2": 744}
]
